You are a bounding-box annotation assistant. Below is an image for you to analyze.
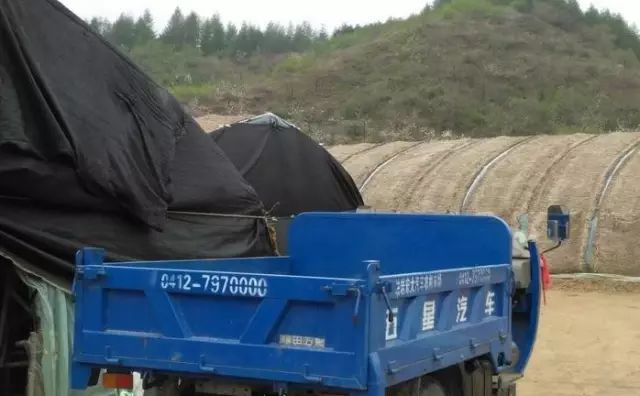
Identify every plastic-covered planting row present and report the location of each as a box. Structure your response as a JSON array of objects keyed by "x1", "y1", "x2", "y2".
[{"x1": 329, "y1": 132, "x2": 640, "y2": 275}]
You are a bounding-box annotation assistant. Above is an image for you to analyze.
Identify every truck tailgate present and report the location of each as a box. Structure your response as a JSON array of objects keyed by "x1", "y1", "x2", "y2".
[{"x1": 72, "y1": 249, "x2": 368, "y2": 389}]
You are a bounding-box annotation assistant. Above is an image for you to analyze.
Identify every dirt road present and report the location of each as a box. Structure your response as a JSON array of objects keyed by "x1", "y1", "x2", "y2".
[{"x1": 519, "y1": 283, "x2": 640, "y2": 395}]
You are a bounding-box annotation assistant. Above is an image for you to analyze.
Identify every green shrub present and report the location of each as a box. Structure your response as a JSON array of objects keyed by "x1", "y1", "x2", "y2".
[
  {"x1": 274, "y1": 54, "x2": 314, "y2": 74},
  {"x1": 434, "y1": 0, "x2": 508, "y2": 19}
]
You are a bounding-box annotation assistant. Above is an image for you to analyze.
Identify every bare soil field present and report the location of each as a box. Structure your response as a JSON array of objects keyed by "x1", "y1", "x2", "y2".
[
  {"x1": 339, "y1": 141, "x2": 416, "y2": 187},
  {"x1": 465, "y1": 134, "x2": 591, "y2": 227},
  {"x1": 327, "y1": 143, "x2": 378, "y2": 163},
  {"x1": 524, "y1": 132, "x2": 639, "y2": 274},
  {"x1": 392, "y1": 136, "x2": 524, "y2": 213},
  {"x1": 327, "y1": 132, "x2": 640, "y2": 276},
  {"x1": 362, "y1": 139, "x2": 467, "y2": 210},
  {"x1": 595, "y1": 141, "x2": 640, "y2": 276},
  {"x1": 520, "y1": 282, "x2": 640, "y2": 396}
]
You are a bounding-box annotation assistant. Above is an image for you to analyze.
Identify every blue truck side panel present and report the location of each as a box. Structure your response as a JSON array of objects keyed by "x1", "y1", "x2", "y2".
[
  {"x1": 511, "y1": 241, "x2": 541, "y2": 374},
  {"x1": 289, "y1": 212, "x2": 513, "y2": 277},
  {"x1": 71, "y1": 213, "x2": 517, "y2": 394}
]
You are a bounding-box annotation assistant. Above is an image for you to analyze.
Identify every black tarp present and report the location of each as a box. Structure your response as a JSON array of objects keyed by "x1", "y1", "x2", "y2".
[
  {"x1": 0, "y1": 0, "x2": 274, "y2": 282},
  {"x1": 211, "y1": 113, "x2": 364, "y2": 217}
]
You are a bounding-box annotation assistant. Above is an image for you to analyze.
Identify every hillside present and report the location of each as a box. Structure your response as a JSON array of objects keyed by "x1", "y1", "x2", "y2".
[{"x1": 169, "y1": 0, "x2": 640, "y2": 142}]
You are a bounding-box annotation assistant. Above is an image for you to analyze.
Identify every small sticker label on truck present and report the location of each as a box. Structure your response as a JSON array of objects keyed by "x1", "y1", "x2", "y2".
[
  {"x1": 159, "y1": 273, "x2": 268, "y2": 297},
  {"x1": 457, "y1": 268, "x2": 492, "y2": 287},
  {"x1": 279, "y1": 334, "x2": 326, "y2": 348},
  {"x1": 385, "y1": 308, "x2": 399, "y2": 341}
]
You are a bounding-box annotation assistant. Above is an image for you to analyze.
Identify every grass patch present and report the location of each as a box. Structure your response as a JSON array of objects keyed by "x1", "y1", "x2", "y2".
[
  {"x1": 169, "y1": 84, "x2": 217, "y2": 102},
  {"x1": 432, "y1": 0, "x2": 509, "y2": 19}
]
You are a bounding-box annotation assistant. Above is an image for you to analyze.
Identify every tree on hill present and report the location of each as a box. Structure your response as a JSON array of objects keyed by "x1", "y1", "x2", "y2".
[
  {"x1": 433, "y1": 0, "x2": 452, "y2": 8},
  {"x1": 88, "y1": 17, "x2": 112, "y2": 36},
  {"x1": 262, "y1": 22, "x2": 290, "y2": 53},
  {"x1": 583, "y1": 7, "x2": 640, "y2": 60},
  {"x1": 318, "y1": 26, "x2": 329, "y2": 41},
  {"x1": 292, "y1": 22, "x2": 314, "y2": 51},
  {"x1": 286, "y1": 23, "x2": 295, "y2": 42},
  {"x1": 134, "y1": 10, "x2": 155, "y2": 45},
  {"x1": 161, "y1": 7, "x2": 185, "y2": 48},
  {"x1": 334, "y1": 24, "x2": 357, "y2": 36},
  {"x1": 183, "y1": 12, "x2": 201, "y2": 48},
  {"x1": 109, "y1": 14, "x2": 136, "y2": 50},
  {"x1": 90, "y1": 9, "x2": 324, "y2": 56},
  {"x1": 201, "y1": 14, "x2": 226, "y2": 55},
  {"x1": 225, "y1": 22, "x2": 238, "y2": 54},
  {"x1": 234, "y1": 23, "x2": 263, "y2": 56}
]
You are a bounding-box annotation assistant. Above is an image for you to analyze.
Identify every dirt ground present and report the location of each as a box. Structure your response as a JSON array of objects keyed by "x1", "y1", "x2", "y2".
[
  {"x1": 195, "y1": 114, "x2": 253, "y2": 132},
  {"x1": 519, "y1": 279, "x2": 640, "y2": 396}
]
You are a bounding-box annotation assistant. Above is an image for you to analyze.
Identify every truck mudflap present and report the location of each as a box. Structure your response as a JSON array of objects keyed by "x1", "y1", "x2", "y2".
[{"x1": 70, "y1": 212, "x2": 515, "y2": 394}]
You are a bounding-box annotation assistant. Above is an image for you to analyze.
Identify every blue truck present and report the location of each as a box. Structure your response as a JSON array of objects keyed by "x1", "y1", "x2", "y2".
[{"x1": 70, "y1": 209, "x2": 570, "y2": 396}]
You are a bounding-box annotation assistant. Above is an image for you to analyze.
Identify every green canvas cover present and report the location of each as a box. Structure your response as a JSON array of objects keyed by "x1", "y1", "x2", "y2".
[{"x1": 18, "y1": 270, "x2": 141, "y2": 396}]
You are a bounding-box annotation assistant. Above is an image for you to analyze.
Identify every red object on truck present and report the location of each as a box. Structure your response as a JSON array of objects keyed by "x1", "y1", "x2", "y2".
[
  {"x1": 540, "y1": 253, "x2": 552, "y2": 304},
  {"x1": 540, "y1": 253, "x2": 552, "y2": 289}
]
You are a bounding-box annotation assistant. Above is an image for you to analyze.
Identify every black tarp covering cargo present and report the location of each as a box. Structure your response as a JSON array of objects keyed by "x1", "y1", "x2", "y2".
[
  {"x1": 211, "y1": 113, "x2": 364, "y2": 217},
  {"x1": 0, "y1": 0, "x2": 274, "y2": 282}
]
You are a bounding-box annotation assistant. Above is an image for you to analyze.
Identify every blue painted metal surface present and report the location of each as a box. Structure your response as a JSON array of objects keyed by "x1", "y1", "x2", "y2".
[
  {"x1": 547, "y1": 206, "x2": 570, "y2": 243},
  {"x1": 511, "y1": 241, "x2": 541, "y2": 374},
  {"x1": 71, "y1": 212, "x2": 520, "y2": 395}
]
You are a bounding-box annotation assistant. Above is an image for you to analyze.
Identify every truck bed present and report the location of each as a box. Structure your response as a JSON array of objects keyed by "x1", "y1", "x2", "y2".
[{"x1": 71, "y1": 212, "x2": 515, "y2": 395}]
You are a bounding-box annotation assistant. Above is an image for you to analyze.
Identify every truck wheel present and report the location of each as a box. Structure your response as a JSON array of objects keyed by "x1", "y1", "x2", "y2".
[{"x1": 421, "y1": 377, "x2": 447, "y2": 396}]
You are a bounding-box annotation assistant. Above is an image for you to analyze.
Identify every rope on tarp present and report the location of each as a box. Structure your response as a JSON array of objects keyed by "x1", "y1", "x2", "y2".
[
  {"x1": 170, "y1": 206, "x2": 284, "y2": 256},
  {"x1": 167, "y1": 210, "x2": 278, "y2": 222},
  {"x1": 0, "y1": 195, "x2": 280, "y2": 223}
]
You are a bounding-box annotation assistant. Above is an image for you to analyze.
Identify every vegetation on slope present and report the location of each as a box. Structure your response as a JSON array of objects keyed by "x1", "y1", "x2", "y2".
[{"x1": 91, "y1": 0, "x2": 640, "y2": 142}]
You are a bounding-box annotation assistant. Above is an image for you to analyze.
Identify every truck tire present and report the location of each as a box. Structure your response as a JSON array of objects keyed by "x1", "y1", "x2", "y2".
[
  {"x1": 421, "y1": 377, "x2": 447, "y2": 396},
  {"x1": 468, "y1": 360, "x2": 492, "y2": 395},
  {"x1": 388, "y1": 376, "x2": 449, "y2": 396}
]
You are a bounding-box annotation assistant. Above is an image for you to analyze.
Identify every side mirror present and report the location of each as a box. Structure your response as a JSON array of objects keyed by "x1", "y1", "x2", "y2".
[{"x1": 547, "y1": 205, "x2": 570, "y2": 242}]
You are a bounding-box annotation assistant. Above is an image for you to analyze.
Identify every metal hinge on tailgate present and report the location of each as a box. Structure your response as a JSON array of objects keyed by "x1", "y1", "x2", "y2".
[
  {"x1": 362, "y1": 259, "x2": 395, "y2": 322},
  {"x1": 76, "y1": 266, "x2": 106, "y2": 280},
  {"x1": 323, "y1": 283, "x2": 363, "y2": 323}
]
